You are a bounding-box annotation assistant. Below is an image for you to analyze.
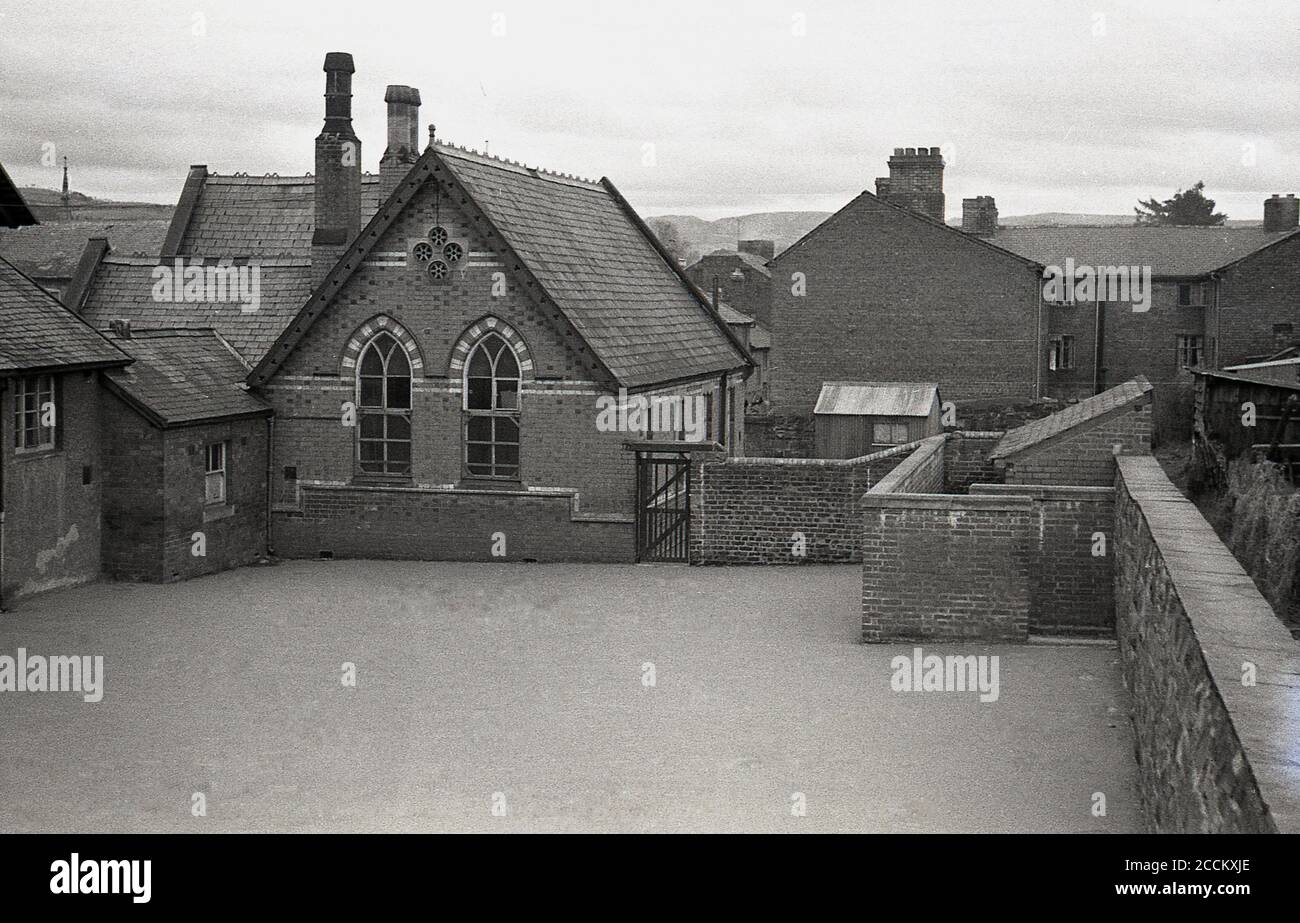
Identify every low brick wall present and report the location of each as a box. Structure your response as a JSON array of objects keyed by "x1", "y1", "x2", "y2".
[
  {"x1": 861, "y1": 493, "x2": 1032, "y2": 642},
  {"x1": 868, "y1": 435, "x2": 946, "y2": 494},
  {"x1": 970, "y1": 484, "x2": 1114, "y2": 636},
  {"x1": 944, "y1": 431, "x2": 1005, "y2": 491},
  {"x1": 274, "y1": 483, "x2": 633, "y2": 563},
  {"x1": 1115, "y1": 456, "x2": 1300, "y2": 833},
  {"x1": 690, "y1": 442, "x2": 917, "y2": 564}
]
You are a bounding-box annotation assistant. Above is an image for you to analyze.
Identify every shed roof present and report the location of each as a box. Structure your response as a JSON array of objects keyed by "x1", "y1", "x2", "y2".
[{"x1": 813, "y1": 381, "x2": 939, "y2": 417}]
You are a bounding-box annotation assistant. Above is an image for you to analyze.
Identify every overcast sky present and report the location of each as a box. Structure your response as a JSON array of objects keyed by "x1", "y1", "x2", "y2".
[{"x1": 2, "y1": 0, "x2": 1298, "y2": 220}]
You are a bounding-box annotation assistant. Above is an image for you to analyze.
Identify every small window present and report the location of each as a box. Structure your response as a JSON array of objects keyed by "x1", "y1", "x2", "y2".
[
  {"x1": 205, "y1": 442, "x2": 227, "y2": 505},
  {"x1": 872, "y1": 422, "x2": 910, "y2": 447},
  {"x1": 1178, "y1": 282, "x2": 1205, "y2": 307},
  {"x1": 1177, "y1": 334, "x2": 1204, "y2": 368},
  {"x1": 13, "y1": 374, "x2": 57, "y2": 452},
  {"x1": 1049, "y1": 335, "x2": 1075, "y2": 371}
]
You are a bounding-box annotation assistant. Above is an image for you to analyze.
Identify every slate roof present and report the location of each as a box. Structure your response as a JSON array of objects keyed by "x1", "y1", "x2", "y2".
[
  {"x1": 716, "y1": 302, "x2": 754, "y2": 325},
  {"x1": 175, "y1": 173, "x2": 383, "y2": 258},
  {"x1": 698, "y1": 249, "x2": 772, "y2": 277},
  {"x1": 80, "y1": 255, "x2": 310, "y2": 365},
  {"x1": 990, "y1": 376, "x2": 1153, "y2": 460},
  {"x1": 0, "y1": 219, "x2": 170, "y2": 281},
  {"x1": 0, "y1": 256, "x2": 129, "y2": 374},
  {"x1": 433, "y1": 144, "x2": 747, "y2": 388},
  {"x1": 989, "y1": 225, "x2": 1299, "y2": 278},
  {"x1": 814, "y1": 381, "x2": 939, "y2": 417},
  {"x1": 102, "y1": 329, "x2": 270, "y2": 426},
  {"x1": 0, "y1": 163, "x2": 37, "y2": 228}
]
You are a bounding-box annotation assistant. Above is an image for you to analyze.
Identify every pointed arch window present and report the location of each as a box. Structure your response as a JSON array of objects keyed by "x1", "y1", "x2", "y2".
[
  {"x1": 464, "y1": 333, "x2": 521, "y2": 479},
  {"x1": 357, "y1": 332, "x2": 412, "y2": 475}
]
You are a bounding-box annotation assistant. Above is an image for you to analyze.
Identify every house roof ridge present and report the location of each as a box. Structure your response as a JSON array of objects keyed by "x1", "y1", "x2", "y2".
[{"x1": 432, "y1": 140, "x2": 602, "y2": 189}]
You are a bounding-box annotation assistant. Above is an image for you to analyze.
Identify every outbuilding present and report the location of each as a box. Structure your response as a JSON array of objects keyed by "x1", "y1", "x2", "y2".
[{"x1": 813, "y1": 381, "x2": 942, "y2": 459}]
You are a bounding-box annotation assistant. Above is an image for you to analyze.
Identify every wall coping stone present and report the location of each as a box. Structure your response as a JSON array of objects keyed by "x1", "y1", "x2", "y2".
[
  {"x1": 1117, "y1": 454, "x2": 1300, "y2": 834},
  {"x1": 728, "y1": 440, "x2": 922, "y2": 467},
  {"x1": 861, "y1": 493, "x2": 1034, "y2": 511},
  {"x1": 969, "y1": 484, "x2": 1114, "y2": 501},
  {"x1": 867, "y1": 435, "x2": 947, "y2": 494}
]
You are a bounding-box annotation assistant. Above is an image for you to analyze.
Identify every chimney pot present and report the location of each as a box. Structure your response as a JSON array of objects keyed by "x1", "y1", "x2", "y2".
[
  {"x1": 1264, "y1": 193, "x2": 1300, "y2": 232},
  {"x1": 380, "y1": 84, "x2": 423, "y2": 199},
  {"x1": 313, "y1": 52, "x2": 362, "y2": 283},
  {"x1": 962, "y1": 196, "x2": 998, "y2": 236},
  {"x1": 880, "y1": 145, "x2": 946, "y2": 222}
]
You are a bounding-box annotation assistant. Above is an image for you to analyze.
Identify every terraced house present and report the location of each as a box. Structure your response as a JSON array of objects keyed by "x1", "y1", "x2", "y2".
[
  {"x1": 68, "y1": 53, "x2": 748, "y2": 574},
  {"x1": 760, "y1": 146, "x2": 1300, "y2": 449}
]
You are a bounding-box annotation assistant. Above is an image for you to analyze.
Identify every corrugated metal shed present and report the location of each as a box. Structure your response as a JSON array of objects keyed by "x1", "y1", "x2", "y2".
[{"x1": 814, "y1": 381, "x2": 940, "y2": 417}]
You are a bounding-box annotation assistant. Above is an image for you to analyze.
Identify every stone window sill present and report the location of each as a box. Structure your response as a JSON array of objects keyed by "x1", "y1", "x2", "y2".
[{"x1": 203, "y1": 504, "x2": 236, "y2": 523}]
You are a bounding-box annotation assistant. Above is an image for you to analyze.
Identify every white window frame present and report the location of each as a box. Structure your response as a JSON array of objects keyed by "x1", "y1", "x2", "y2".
[
  {"x1": 1177, "y1": 334, "x2": 1204, "y2": 368},
  {"x1": 1049, "y1": 335, "x2": 1075, "y2": 371},
  {"x1": 205, "y1": 442, "x2": 227, "y2": 505},
  {"x1": 13, "y1": 373, "x2": 57, "y2": 453},
  {"x1": 872, "y1": 421, "x2": 909, "y2": 448},
  {"x1": 1178, "y1": 282, "x2": 1206, "y2": 307}
]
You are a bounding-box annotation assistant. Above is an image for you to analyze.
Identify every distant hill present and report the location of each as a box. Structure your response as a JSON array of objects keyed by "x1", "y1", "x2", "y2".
[
  {"x1": 1, "y1": 188, "x2": 174, "y2": 294},
  {"x1": 17, "y1": 186, "x2": 174, "y2": 223},
  {"x1": 949, "y1": 212, "x2": 1260, "y2": 229},
  {"x1": 646, "y1": 212, "x2": 831, "y2": 266},
  {"x1": 648, "y1": 208, "x2": 1263, "y2": 265}
]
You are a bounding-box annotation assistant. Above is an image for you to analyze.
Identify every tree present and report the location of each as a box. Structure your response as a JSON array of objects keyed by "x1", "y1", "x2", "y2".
[{"x1": 1134, "y1": 181, "x2": 1227, "y2": 226}]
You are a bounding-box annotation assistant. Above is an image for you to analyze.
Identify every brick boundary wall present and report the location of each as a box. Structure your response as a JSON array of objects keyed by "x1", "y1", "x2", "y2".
[
  {"x1": 944, "y1": 431, "x2": 1005, "y2": 492},
  {"x1": 273, "y1": 484, "x2": 633, "y2": 563},
  {"x1": 868, "y1": 435, "x2": 946, "y2": 494},
  {"x1": 860, "y1": 492, "x2": 1032, "y2": 643},
  {"x1": 689, "y1": 442, "x2": 920, "y2": 564},
  {"x1": 970, "y1": 484, "x2": 1114, "y2": 636},
  {"x1": 1115, "y1": 456, "x2": 1299, "y2": 833}
]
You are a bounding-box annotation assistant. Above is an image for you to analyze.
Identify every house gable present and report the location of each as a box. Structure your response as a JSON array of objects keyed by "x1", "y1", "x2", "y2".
[{"x1": 767, "y1": 190, "x2": 1044, "y2": 412}]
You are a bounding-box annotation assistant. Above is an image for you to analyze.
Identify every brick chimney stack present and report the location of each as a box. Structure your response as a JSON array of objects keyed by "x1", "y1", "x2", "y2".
[
  {"x1": 379, "y1": 85, "x2": 422, "y2": 200},
  {"x1": 961, "y1": 196, "x2": 999, "y2": 236},
  {"x1": 738, "y1": 239, "x2": 775, "y2": 261},
  {"x1": 1263, "y1": 194, "x2": 1299, "y2": 233},
  {"x1": 874, "y1": 146, "x2": 945, "y2": 222},
  {"x1": 313, "y1": 52, "x2": 362, "y2": 283}
]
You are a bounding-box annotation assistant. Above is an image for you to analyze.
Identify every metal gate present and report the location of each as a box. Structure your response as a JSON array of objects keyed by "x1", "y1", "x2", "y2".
[{"x1": 635, "y1": 452, "x2": 691, "y2": 562}]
